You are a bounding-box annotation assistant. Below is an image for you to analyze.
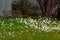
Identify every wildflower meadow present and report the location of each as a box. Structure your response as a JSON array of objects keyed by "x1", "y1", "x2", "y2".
[{"x1": 0, "y1": 17, "x2": 60, "y2": 40}]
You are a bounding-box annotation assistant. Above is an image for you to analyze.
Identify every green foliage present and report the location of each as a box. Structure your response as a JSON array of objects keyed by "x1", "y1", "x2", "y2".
[
  {"x1": 12, "y1": 4, "x2": 18, "y2": 10},
  {"x1": 0, "y1": 17, "x2": 60, "y2": 40}
]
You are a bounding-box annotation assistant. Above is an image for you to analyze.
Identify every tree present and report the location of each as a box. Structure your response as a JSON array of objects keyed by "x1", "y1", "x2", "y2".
[{"x1": 37, "y1": 0, "x2": 60, "y2": 18}]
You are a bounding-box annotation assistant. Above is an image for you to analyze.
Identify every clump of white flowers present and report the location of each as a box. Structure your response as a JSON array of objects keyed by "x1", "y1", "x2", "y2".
[{"x1": 0, "y1": 17, "x2": 60, "y2": 34}]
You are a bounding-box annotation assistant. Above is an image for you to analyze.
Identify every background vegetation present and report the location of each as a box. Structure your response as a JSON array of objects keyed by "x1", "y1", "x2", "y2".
[{"x1": 12, "y1": 0, "x2": 39, "y2": 16}]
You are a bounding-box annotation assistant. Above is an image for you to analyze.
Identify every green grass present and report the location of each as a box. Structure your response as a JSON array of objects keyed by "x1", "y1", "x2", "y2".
[{"x1": 0, "y1": 17, "x2": 60, "y2": 40}]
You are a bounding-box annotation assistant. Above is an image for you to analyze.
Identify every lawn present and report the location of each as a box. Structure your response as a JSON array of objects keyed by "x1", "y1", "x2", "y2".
[{"x1": 0, "y1": 16, "x2": 60, "y2": 40}]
